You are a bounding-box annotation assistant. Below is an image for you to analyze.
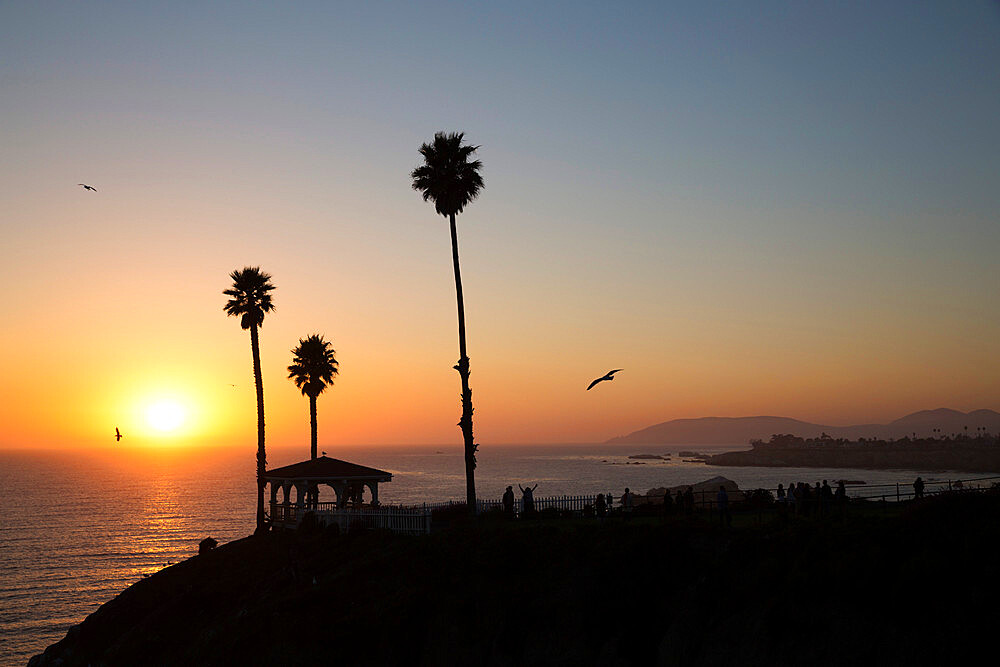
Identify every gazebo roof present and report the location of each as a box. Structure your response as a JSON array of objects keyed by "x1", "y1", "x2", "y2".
[{"x1": 264, "y1": 456, "x2": 392, "y2": 482}]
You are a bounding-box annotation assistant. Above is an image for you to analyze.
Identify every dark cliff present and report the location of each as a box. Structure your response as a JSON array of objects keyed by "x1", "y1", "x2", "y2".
[{"x1": 31, "y1": 493, "x2": 1000, "y2": 666}]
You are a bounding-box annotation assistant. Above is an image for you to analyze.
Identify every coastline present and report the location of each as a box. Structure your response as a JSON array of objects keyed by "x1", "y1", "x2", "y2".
[{"x1": 5, "y1": 444, "x2": 995, "y2": 665}]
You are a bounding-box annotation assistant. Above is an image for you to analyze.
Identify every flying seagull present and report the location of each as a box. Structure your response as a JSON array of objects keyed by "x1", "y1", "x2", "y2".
[
  {"x1": 115, "y1": 427, "x2": 122, "y2": 442},
  {"x1": 587, "y1": 369, "x2": 623, "y2": 391},
  {"x1": 77, "y1": 183, "x2": 97, "y2": 192}
]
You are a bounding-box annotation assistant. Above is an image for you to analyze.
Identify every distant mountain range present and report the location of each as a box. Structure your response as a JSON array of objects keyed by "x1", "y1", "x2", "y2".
[{"x1": 606, "y1": 408, "x2": 1000, "y2": 445}]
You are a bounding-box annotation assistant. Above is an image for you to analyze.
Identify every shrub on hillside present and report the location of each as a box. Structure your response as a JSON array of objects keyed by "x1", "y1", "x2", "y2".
[
  {"x1": 744, "y1": 488, "x2": 775, "y2": 509},
  {"x1": 298, "y1": 511, "x2": 321, "y2": 535}
]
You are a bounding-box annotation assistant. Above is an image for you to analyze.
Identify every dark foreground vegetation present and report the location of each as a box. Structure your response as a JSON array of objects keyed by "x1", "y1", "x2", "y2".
[
  {"x1": 709, "y1": 433, "x2": 1000, "y2": 473},
  {"x1": 32, "y1": 492, "x2": 1000, "y2": 666}
]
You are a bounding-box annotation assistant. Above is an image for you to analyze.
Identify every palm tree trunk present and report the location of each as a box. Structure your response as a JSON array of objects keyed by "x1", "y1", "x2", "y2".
[
  {"x1": 449, "y1": 213, "x2": 477, "y2": 512},
  {"x1": 310, "y1": 394, "x2": 318, "y2": 460},
  {"x1": 309, "y1": 393, "x2": 318, "y2": 508},
  {"x1": 250, "y1": 324, "x2": 267, "y2": 533}
]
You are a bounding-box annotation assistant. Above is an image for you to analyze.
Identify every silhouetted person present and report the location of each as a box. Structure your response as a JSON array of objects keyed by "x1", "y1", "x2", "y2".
[
  {"x1": 775, "y1": 483, "x2": 787, "y2": 520},
  {"x1": 622, "y1": 487, "x2": 634, "y2": 517},
  {"x1": 835, "y1": 480, "x2": 847, "y2": 519},
  {"x1": 820, "y1": 480, "x2": 833, "y2": 517},
  {"x1": 683, "y1": 487, "x2": 695, "y2": 516},
  {"x1": 663, "y1": 489, "x2": 673, "y2": 515},
  {"x1": 717, "y1": 485, "x2": 731, "y2": 527},
  {"x1": 502, "y1": 485, "x2": 515, "y2": 517},
  {"x1": 913, "y1": 476, "x2": 925, "y2": 500},
  {"x1": 801, "y1": 483, "x2": 813, "y2": 516},
  {"x1": 595, "y1": 493, "x2": 607, "y2": 517},
  {"x1": 519, "y1": 483, "x2": 537, "y2": 516}
]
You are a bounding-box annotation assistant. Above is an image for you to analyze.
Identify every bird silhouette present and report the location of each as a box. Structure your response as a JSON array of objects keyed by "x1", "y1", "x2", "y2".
[
  {"x1": 587, "y1": 369, "x2": 623, "y2": 391},
  {"x1": 77, "y1": 183, "x2": 97, "y2": 192},
  {"x1": 115, "y1": 427, "x2": 122, "y2": 442}
]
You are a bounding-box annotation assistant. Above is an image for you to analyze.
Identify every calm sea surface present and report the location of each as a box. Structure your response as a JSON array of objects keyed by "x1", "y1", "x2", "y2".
[{"x1": 0, "y1": 443, "x2": 981, "y2": 666}]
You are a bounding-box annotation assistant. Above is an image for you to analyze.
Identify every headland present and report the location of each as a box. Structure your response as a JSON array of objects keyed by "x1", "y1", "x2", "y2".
[
  {"x1": 31, "y1": 491, "x2": 1000, "y2": 666},
  {"x1": 707, "y1": 434, "x2": 1000, "y2": 473}
]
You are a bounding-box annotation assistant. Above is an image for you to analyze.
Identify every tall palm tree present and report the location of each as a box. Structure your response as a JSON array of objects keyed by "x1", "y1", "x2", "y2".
[
  {"x1": 287, "y1": 334, "x2": 339, "y2": 460},
  {"x1": 223, "y1": 266, "x2": 276, "y2": 534},
  {"x1": 411, "y1": 131, "x2": 484, "y2": 511}
]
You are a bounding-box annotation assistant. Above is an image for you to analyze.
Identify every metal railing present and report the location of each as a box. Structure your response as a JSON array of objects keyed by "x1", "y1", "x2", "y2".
[
  {"x1": 269, "y1": 476, "x2": 999, "y2": 531},
  {"x1": 646, "y1": 476, "x2": 1000, "y2": 513},
  {"x1": 478, "y1": 494, "x2": 603, "y2": 515},
  {"x1": 476, "y1": 476, "x2": 1000, "y2": 516}
]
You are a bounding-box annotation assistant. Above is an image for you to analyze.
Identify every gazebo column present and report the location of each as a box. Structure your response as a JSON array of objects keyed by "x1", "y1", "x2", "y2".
[
  {"x1": 324, "y1": 483, "x2": 341, "y2": 508},
  {"x1": 282, "y1": 482, "x2": 292, "y2": 505},
  {"x1": 334, "y1": 482, "x2": 348, "y2": 508},
  {"x1": 268, "y1": 483, "x2": 277, "y2": 521},
  {"x1": 294, "y1": 481, "x2": 308, "y2": 508},
  {"x1": 366, "y1": 481, "x2": 380, "y2": 506}
]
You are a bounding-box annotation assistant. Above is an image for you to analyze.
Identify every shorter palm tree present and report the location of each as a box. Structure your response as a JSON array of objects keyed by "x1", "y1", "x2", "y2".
[{"x1": 288, "y1": 334, "x2": 338, "y2": 505}]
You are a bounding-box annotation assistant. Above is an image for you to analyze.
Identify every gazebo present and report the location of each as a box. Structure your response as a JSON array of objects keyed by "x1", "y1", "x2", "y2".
[{"x1": 264, "y1": 456, "x2": 392, "y2": 529}]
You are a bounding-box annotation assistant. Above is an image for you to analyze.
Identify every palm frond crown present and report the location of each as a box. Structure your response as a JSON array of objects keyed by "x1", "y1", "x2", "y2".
[
  {"x1": 410, "y1": 131, "x2": 484, "y2": 217},
  {"x1": 223, "y1": 267, "x2": 276, "y2": 330},
  {"x1": 287, "y1": 334, "x2": 339, "y2": 398}
]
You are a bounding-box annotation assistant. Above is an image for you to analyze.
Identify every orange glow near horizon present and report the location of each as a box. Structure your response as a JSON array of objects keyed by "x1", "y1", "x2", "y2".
[
  {"x1": 1, "y1": 296, "x2": 997, "y2": 451},
  {"x1": 0, "y1": 243, "x2": 998, "y2": 451}
]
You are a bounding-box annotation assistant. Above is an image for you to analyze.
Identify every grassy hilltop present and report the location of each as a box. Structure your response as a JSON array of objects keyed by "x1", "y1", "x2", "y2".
[{"x1": 31, "y1": 493, "x2": 1000, "y2": 666}]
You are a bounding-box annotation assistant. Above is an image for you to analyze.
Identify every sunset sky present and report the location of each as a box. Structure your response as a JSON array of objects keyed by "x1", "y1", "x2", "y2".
[{"x1": 2, "y1": 1, "x2": 998, "y2": 450}]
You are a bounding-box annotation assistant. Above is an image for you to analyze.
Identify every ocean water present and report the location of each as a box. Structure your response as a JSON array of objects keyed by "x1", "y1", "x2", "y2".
[{"x1": 0, "y1": 443, "x2": 981, "y2": 666}]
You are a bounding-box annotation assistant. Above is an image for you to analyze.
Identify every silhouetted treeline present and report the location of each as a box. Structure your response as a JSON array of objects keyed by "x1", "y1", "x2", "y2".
[
  {"x1": 754, "y1": 432, "x2": 998, "y2": 450},
  {"x1": 709, "y1": 433, "x2": 1000, "y2": 473}
]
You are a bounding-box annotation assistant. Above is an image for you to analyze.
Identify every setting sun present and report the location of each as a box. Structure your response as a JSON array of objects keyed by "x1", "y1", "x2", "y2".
[{"x1": 146, "y1": 401, "x2": 186, "y2": 433}]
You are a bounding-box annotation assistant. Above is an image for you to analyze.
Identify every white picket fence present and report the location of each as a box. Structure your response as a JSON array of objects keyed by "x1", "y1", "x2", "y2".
[
  {"x1": 477, "y1": 494, "x2": 606, "y2": 515},
  {"x1": 270, "y1": 502, "x2": 432, "y2": 535}
]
